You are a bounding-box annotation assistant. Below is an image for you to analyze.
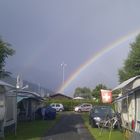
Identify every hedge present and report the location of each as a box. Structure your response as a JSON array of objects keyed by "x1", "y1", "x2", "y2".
[{"x1": 43, "y1": 99, "x2": 111, "y2": 111}]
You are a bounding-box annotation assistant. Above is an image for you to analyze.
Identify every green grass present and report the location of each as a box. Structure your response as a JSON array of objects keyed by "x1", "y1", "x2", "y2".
[
  {"x1": 82, "y1": 113, "x2": 125, "y2": 140},
  {"x1": 5, "y1": 114, "x2": 61, "y2": 140}
]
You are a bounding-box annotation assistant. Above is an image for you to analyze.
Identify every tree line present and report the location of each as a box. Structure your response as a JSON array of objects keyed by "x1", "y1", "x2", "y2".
[{"x1": 73, "y1": 84, "x2": 108, "y2": 100}]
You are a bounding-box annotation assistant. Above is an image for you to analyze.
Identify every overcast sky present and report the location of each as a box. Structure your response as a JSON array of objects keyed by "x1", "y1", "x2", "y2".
[{"x1": 0, "y1": 0, "x2": 140, "y2": 96}]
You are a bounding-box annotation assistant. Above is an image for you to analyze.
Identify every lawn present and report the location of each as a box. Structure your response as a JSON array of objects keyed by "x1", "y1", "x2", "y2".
[
  {"x1": 5, "y1": 114, "x2": 61, "y2": 140},
  {"x1": 82, "y1": 113, "x2": 125, "y2": 140}
]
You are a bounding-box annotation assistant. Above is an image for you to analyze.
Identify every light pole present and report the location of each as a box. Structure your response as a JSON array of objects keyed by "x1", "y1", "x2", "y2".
[{"x1": 61, "y1": 62, "x2": 67, "y2": 93}]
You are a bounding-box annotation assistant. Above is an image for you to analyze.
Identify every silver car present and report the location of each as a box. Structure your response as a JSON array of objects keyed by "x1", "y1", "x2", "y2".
[{"x1": 74, "y1": 103, "x2": 92, "y2": 112}]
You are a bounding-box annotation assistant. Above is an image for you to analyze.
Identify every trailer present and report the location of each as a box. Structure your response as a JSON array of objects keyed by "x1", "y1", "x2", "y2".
[
  {"x1": 0, "y1": 80, "x2": 16, "y2": 138},
  {"x1": 113, "y1": 75, "x2": 140, "y2": 140}
]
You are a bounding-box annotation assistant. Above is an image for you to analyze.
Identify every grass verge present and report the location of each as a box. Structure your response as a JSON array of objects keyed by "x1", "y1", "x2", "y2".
[
  {"x1": 81, "y1": 113, "x2": 124, "y2": 140},
  {"x1": 5, "y1": 114, "x2": 61, "y2": 140}
]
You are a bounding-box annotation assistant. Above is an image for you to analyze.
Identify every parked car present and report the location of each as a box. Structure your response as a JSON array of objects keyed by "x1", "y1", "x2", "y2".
[
  {"x1": 50, "y1": 103, "x2": 64, "y2": 112},
  {"x1": 74, "y1": 103, "x2": 92, "y2": 112},
  {"x1": 89, "y1": 105, "x2": 115, "y2": 127}
]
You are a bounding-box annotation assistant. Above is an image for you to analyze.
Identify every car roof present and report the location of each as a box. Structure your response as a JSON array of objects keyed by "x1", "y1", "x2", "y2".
[{"x1": 93, "y1": 105, "x2": 112, "y2": 108}]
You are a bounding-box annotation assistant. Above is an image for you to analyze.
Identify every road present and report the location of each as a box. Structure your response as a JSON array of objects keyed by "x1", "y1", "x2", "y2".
[{"x1": 42, "y1": 112, "x2": 94, "y2": 140}]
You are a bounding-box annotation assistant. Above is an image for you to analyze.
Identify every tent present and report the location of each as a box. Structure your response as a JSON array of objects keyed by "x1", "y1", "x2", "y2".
[
  {"x1": 73, "y1": 96, "x2": 84, "y2": 100},
  {"x1": 17, "y1": 90, "x2": 43, "y2": 121}
]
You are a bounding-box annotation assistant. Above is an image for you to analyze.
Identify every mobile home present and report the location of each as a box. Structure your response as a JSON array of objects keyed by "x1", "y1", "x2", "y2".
[
  {"x1": 113, "y1": 76, "x2": 140, "y2": 140},
  {"x1": 0, "y1": 80, "x2": 16, "y2": 138}
]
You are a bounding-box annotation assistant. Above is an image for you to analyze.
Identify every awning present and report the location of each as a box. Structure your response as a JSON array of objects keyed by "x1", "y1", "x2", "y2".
[
  {"x1": 0, "y1": 80, "x2": 14, "y2": 88},
  {"x1": 113, "y1": 91, "x2": 133, "y2": 103}
]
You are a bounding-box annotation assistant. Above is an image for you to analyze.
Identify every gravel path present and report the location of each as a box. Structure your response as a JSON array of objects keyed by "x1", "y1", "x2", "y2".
[{"x1": 42, "y1": 112, "x2": 95, "y2": 140}]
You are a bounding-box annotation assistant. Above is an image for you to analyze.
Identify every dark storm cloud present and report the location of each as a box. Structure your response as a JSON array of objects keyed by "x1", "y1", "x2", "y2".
[{"x1": 0, "y1": 0, "x2": 140, "y2": 95}]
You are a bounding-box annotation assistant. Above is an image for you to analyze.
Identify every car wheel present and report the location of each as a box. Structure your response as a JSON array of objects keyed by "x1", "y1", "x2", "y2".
[
  {"x1": 78, "y1": 109, "x2": 81, "y2": 112},
  {"x1": 59, "y1": 109, "x2": 63, "y2": 112}
]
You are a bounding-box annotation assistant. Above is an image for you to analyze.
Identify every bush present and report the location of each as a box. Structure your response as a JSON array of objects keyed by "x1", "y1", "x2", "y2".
[{"x1": 43, "y1": 99, "x2": 103, "y2": 111}]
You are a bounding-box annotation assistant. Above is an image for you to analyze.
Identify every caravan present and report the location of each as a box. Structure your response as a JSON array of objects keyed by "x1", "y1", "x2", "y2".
[
  {"x1": 113, "y1": 76, "x2": 140, "y2": 140},
  {"x1": 0, "y1": 80, "x2": 16, "y2": 138}
]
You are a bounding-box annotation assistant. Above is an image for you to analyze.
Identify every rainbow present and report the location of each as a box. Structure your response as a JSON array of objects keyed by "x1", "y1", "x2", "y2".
[{"x1": 57, "y1": 30, "x2": 140, "y2": 93}]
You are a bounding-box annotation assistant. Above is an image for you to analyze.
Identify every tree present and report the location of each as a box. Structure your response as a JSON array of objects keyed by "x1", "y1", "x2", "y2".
[
  {"x1": 92, "y1": 84, "x2": 107, "y2": 99},
  {"x1": 74, "y1": 87, "x2": 92, "y2": 99},
  {"x1": 74, "y1": 87, "x2": 82, "y2": 97},
  {"x1": 119, "y1": 34, "x2": 140, "y2": 82},
  {"x1": 0, "y1": 37, "x2": 15, "y2": 78}
]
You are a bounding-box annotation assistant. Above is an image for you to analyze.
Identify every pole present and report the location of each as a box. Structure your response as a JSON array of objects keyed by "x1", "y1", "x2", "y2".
[
  {"x1": 14, "y1": 88, "x2": 18, "y2": 136},
  {"x1": 61, "y1": 62, "x2": 67, "y2": 93}
]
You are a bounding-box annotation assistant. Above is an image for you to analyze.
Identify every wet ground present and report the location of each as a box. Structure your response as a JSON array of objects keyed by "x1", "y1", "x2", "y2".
[{"x1": 42, "y1": 112, "x2": 94, "y2": 140}]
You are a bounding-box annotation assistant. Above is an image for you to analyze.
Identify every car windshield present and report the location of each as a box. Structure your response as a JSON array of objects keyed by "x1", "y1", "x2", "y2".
[
  {"x1": 94, "y1": 106, "x2": 114, "y2": 115},
  {"x1": 77, "y1": 104, "x2": 83, "y2": 107}
]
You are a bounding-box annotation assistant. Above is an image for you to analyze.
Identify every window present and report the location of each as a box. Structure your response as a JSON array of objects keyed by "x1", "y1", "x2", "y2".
[{"x1": 56, "y1": 104, "x2": 60, "y2": 107}]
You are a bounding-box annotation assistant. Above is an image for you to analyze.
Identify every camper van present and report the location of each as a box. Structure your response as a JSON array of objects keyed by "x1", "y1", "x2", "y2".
[{"x1": 113, "y1": 76, "x2": 140, "y2": 140}]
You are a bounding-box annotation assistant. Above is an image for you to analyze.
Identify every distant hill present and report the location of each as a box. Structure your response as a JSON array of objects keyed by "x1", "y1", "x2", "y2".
[{"x1": 1, "y1": 76, "x2": 54, "y2": 97}]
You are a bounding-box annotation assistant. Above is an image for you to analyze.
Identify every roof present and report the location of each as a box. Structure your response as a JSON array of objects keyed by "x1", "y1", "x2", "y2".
[
  {"x1": 0, "y1": 80, "x2": 14, "y2": 88},
  {"x1": 16, "y1": 90, "x2": 43, "y2": 101},
  {"x1": 17, "y1": 96, "x2": 29, "y2": 102},
  {"x1": 16, "y1": 90, "x2": 41, "y2": 97},
  {"x1": 113, "y1": 75, "x2": 140, "y2": 91},
  {"x1": 50, "y1": 93, "x2": 72, "y2": 99}
]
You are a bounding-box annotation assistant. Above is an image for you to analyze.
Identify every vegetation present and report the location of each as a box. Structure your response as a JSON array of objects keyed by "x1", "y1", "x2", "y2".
[
  {"x1": 45, "y1": 99, "x2": 94, "y2": 111},
  {"x1": 82, "y1": 113, "x2": 124, "y2": 140},
  {"x1": 0, "y1": 37, "x2": 15, "y2": 78},
  {"x1": 5, "y1": 114, "x2": 61, "y2": 140},
  {"x1": 73, "y1": 84, "x2": 108, "y2": 102},
  {"x1": 44, "y1": 98, "x2": 110, "y2": 111},
  {"x1": 74, "y1": 87, "x2": 92, "y2": 99},
  {"x1": 91, "y1": 84, "x2": 107, "y2": 100},
  {"x1": 119, "y1": 34, "x2": 140, "y2": 82}
]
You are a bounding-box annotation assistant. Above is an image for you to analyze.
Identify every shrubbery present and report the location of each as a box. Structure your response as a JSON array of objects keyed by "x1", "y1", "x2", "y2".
[{"x1": 44, "y1": 99, "x2": 104, "y2": 111}]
